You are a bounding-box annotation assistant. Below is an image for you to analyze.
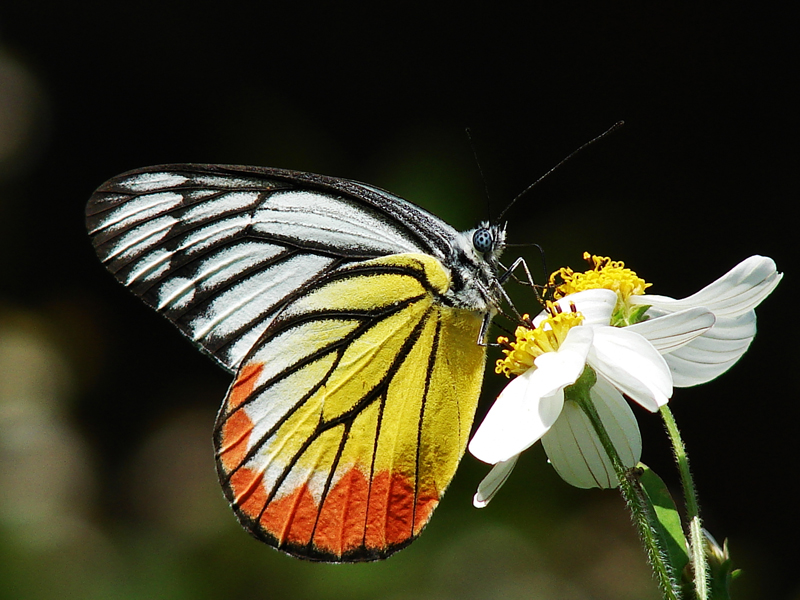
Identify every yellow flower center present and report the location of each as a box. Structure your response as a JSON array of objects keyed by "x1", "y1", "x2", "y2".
[
  {"x1": 550, "y1": 252, "x2": 651, "y2": 299},
  {"x1": 548, "y1": 252, "x2": 652, "y2": 326},
  {"x1": 495, "y1": 306, "x2": 584, "y2": 378}
]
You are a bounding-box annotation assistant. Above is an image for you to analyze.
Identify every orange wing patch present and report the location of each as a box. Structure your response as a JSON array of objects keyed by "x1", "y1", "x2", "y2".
[
  {"x1": 218, "y1": 363, "x2": 263, "y2": 473},
  {"x1": 224, "y1": 463, "x2": 439, "y2": 559}
]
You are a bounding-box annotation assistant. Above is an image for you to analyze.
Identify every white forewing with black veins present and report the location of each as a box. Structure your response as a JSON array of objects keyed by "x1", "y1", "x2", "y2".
[{"x1": 86, "y1": 164, "x2": 486, "y2": 372}]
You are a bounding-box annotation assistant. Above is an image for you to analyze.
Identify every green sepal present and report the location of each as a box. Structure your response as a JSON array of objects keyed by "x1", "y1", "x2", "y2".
[
  {"x1": 610, "y1": 303, "x2": 651, "y2": 327},
  {"x1": 637, "y1": 464, "x2": 690, "y2": 578},
  {"x1": 706, "y1": 534, "x2": 740, "y2": 600},
  {"x1": 627, "y1": 303, "x2": 651, "y2": 325}
]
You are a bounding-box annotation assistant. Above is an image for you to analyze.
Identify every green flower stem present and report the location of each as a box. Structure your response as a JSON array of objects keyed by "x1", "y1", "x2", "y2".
[
  {"x1": 567, "y1": 368, "x2": 681, "y2": 600},
  {"x1": 660, "y1": 405, "x2": 709, "y2": 600}
]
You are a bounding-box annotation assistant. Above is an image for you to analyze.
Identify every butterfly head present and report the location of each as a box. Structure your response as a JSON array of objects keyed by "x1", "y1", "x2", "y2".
[
  {"x1": 470, "y1": 221, "x2": 507, "y2": 263},
  {"x1": 442, "y1": 221, "x2": 508, "y2": 314}
]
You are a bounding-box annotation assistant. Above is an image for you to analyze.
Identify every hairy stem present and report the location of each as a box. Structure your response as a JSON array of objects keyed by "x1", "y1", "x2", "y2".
[
  {"x1": 660, "y1": 405, "x2": 708, "y2": 600},
  {"x1": 567, "y1": 369, "x2": 681, "y2": 599}
]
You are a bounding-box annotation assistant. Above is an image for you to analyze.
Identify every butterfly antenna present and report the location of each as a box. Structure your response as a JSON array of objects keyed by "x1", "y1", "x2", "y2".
[
  {"x1": 465, "y1": 127, "x2": 494, "y2": 222},
  {"x1": 496, "y1": 121, "x2": 625, "y2": 222}
]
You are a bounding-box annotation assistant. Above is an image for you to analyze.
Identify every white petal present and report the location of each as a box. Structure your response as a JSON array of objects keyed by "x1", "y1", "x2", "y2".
[
  {"x1": 468, "y1": 327, "x2": 593, "y2": 464},
  {"x1": 541, "y1": 377, "x2": 641, "y2": 489},
  {"x1": 473, "y1": 455, "x2": 519, "y2": 508},
  {"x1": 543, "y1": 401, "x2": 613, "y2": 489},
  {"x1": 628, "y1": 307, "x2": 715, "y2": 353},
  {"x1": 535, "y1": 289, "x2": 617, "y2": 327},
  {"x1": 588, "y1": 326, "x2": 672, "y2": 412},
  {"x1": 532, "y1": 325, "x2": 594, "y2": 389},
  {"x1": 469, "y1": 384, "x2": 565, "y2": 465},
  {"x1": 592, "y1": 376, "x2": 642, "y2": 469},
  {"x1": 632, "y1": 256, "x2": 782, "y2": 318},
  {"x1": 665, "y1": 311, "x2": 757, "y2": 386}
]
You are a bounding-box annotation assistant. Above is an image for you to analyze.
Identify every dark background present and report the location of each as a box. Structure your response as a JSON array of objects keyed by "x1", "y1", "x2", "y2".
[{"x1": 0, "y1": 3, "x2": 795, "y2": 599}]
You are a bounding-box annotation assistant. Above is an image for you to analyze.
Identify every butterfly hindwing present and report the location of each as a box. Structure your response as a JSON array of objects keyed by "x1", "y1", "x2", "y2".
[
  {"x1": 85, "y1": 164, "x2": 460, "y2": 372},
  {"x1": 214, "y1": 253, "x2": 487, "y2": 561}
]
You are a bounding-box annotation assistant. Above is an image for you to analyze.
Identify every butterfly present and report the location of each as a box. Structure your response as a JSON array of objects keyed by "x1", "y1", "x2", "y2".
[{"x1": 86, "y1": 164, "x2": 512, "y2": 562}]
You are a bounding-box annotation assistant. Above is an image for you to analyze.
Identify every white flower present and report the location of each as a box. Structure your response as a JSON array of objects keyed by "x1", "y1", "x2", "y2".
[
  {"x1": 470, "y1": 254, "x2": 780, "y2": 507},
  {"x1": 628, "y1": 256, "x2": 782, "y2": 386},
  {"x1": 468, "y1": 289, "x2": 715, "y2": 505}
]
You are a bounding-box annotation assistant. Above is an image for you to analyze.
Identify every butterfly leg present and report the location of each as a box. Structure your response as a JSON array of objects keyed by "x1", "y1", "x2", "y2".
[
  {"x1": 497, "y1": 256, "x2": 536, "y2": 287},
  {"x1": 477, "y1": 256, "x2": 553, "y2": 346},
  {"x1": 477, "y1": 312, "x2": 493, "y2": 346},
  {"x1": 476, "y1": 257, "x2": 537, "y2": 346},
  {"x1": 498, "y1": 256, "x2": 549, "y2": 306}
]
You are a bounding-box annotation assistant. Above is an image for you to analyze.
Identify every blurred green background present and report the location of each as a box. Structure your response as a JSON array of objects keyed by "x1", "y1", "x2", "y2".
[{"x1": 0, "y1": 4, "x2": 795, "y2": 599}]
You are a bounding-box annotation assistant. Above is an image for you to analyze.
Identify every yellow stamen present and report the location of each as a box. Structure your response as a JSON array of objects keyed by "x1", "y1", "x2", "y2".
[
  {"x1": 547, "y1": 252, "x2": 653, "y2": 327},
  {"x1": 550, "y1": 252, "x2": 651, "y2": 301},
  {"x1": 495, "y1": 309, "x2": 584, "y2": 378}
]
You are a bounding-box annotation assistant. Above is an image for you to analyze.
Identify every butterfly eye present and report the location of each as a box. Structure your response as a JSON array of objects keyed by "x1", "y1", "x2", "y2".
[{"x1": 472, "y1": 227, "x2": 494, "y2": 254}]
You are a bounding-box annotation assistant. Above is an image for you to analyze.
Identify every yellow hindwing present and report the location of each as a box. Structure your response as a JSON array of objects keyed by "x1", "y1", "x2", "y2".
[{"x1": 214, "y1": 253, "x2": 486, "y2": 561}]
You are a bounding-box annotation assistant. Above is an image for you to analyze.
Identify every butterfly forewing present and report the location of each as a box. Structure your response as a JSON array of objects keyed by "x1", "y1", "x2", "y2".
[
  {"x1": 86, "y1": 164, "x2": 459, "y2": 372},
  {"x1": 214, "y1": 254, "x2": 486, "y2": 561}
]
